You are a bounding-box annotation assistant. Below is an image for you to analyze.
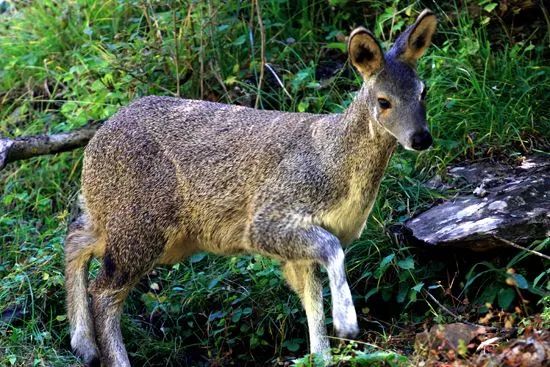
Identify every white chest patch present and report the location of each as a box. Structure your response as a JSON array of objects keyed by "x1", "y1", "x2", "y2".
[{"x1": 316, "y1": 176, "x2": 376, "y2": 245}]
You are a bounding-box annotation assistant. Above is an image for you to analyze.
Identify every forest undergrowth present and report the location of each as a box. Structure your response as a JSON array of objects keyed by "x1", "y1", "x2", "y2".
[{"x1": 0, "y1": 1, "x2": 548, "y2": 366}]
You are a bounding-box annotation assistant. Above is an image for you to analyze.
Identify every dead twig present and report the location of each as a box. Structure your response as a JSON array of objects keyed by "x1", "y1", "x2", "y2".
[
  {"x1": 253, "y1": 0, "x2": 266, "y2": 109},
  {"x1": 422, "y1": 289, "x2": 466, "y2": 323},
  {"x1": 494, "y1": 236, "x2": 550, "y2": 261},
  {"x1": 209, "y1": 60, "x2": 231, "y2": 102},
  {"x1": 114, "y1": 66, "x2": 177, "y2": 96},
  {"x1": 265, "y1": 63, "x2": 292, "y2": 100},
  {"x1": 172, "y1": 5, "x2": 181, "y2": 97}
]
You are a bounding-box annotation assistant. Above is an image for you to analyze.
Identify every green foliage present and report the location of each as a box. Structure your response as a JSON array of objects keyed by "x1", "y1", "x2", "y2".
[
  {"x1": 421, "y1": 15, "x2": 549, "y2": 168},
  {"x1": 463, "y1": 238, "x2": 549, "y2": 312},
  {"x1": 1, "y1": 0, "x2": 548, "y2": 365},
  {"x1": 295, "y1": 349, "x2": 408, "y2": 367},
  {"x1": 541, "y1": 295, "x2": 550, "y2": 329},
  {"x1": 294, "y1": 341, "x2": 409, "y2": 366}
]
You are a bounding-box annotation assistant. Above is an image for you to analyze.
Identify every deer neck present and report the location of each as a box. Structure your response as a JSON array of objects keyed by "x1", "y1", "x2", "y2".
[
  {"x1": 337, "y1": 86, "x2": 397, "y2": 187},
  {"x1": 311, "y1": 87, "x2": 397, "y2": 244}
]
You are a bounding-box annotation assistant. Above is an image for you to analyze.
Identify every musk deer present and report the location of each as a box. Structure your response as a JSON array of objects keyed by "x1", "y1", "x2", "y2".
[{"x1": 65, "y1": 9, "x2": 437, "y2": 366}]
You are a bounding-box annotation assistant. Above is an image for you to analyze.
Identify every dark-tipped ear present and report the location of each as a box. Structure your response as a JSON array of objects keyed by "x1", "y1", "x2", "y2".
[
  {"x1": 348, "y1": 27, "x2": 384, "y2": 79},
  {"x1": 398, "y1": 9, "x2": 437, "y2": 66}
]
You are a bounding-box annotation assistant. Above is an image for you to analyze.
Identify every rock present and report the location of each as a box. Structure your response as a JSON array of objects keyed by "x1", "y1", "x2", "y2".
[
  {"x1": 475, "y1": 330, "x2": 550, "y2": 367},
  {"x1": 496, "y1": 337, "x2": 549, "y2": 367},
  {"x1": 403, "y1": 155, "x2": 549, "y2": 250},
  {"x1": 473, "y1": 186, "x2": 488, "y2": 198},
  {"x1": 415, "y1": 323, "x2": 485, "y2": 357},
  {"x1": 0, "y1": 304, "x2": 26, "y2": 325}
]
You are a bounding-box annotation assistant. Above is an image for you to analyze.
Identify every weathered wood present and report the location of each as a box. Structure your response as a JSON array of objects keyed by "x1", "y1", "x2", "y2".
[
  {"x1": 0, "y1": 121, "x2": 102, "y2": 170},
  {"x1": 402, "y1": 155, "x2": 550, "y2": 251}
]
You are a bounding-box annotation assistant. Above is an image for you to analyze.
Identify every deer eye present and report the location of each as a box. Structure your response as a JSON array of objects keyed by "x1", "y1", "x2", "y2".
[{"x1": 377, "y1": 98, "x2": 391, "y2": 109}]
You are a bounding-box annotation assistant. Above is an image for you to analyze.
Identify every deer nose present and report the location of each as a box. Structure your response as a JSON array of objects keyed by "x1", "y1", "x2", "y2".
[{"x1": 411, "y1": 130, "x2": 433, "y2": 151}]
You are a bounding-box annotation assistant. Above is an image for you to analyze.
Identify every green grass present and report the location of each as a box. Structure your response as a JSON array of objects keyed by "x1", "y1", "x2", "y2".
[{"x1": 1, "y1": 0, "x2": 549, "y2": 366}]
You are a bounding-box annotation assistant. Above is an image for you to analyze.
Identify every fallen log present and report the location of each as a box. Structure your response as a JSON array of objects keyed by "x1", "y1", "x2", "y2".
[
  {"x1": 401, "y1": 155, "x2": 550, "y2": 251},
  {"x1": 0, "y1": 120, "x2": 102, "y2": 170}
]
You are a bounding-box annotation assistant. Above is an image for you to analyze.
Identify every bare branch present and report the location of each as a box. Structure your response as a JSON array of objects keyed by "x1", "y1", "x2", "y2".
[
  {"x1": 0, "y1": 120, "x2": 103, "y2": 170},
  {"x1": 253, "y1": 0, "x2": 266, "y2": 109},
  {"x1": 494, "y1": 236, "x2": 550, "y2": 261}
]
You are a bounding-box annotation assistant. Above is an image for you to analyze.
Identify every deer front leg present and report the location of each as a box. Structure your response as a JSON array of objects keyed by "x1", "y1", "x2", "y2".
[
  {"x1": 251, "y1": 215, "x2": 359, "y2": 354},
  {"x1": 282, "y1": 261, "x2": 330, "y2": 354},
  {"x1": 326, "y1": 249, "x2": 359, "y2": 339}
]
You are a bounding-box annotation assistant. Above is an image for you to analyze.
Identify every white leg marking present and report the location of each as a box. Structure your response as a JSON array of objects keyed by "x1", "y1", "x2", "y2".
[{"x1": 326, "y1": 249, "x2": 359, "y2": 338}]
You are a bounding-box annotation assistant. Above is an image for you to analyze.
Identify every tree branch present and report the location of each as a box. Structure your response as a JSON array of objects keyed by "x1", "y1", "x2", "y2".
[{"x1": 0, "y1": 120, "x2": 103, "y2": 170}]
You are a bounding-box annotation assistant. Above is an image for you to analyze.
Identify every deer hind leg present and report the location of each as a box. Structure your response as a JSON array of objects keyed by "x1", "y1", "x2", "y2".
[
  {"x1": 252, "y1": 215, "x2": 359, "y2": 354},
  {"x1": 65, "y1": 213, "x2": 101, "y2": 367},
  {"x1": 89, "y1": 225, "x2": 166, "y2": 367}
]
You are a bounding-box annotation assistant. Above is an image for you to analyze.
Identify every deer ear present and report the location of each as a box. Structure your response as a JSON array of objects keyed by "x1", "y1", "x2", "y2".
[
  {"x1": 348, "y1": 27, "x2": 384, "y2": 79},
  {"x1": 400, "y1": 9, "x2": 437, "y2": 65}
]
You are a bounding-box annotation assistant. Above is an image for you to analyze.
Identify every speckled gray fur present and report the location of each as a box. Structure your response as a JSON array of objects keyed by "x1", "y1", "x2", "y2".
[{"x1": 64, "y1": 10, "x2": 437, "y2": 366}]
